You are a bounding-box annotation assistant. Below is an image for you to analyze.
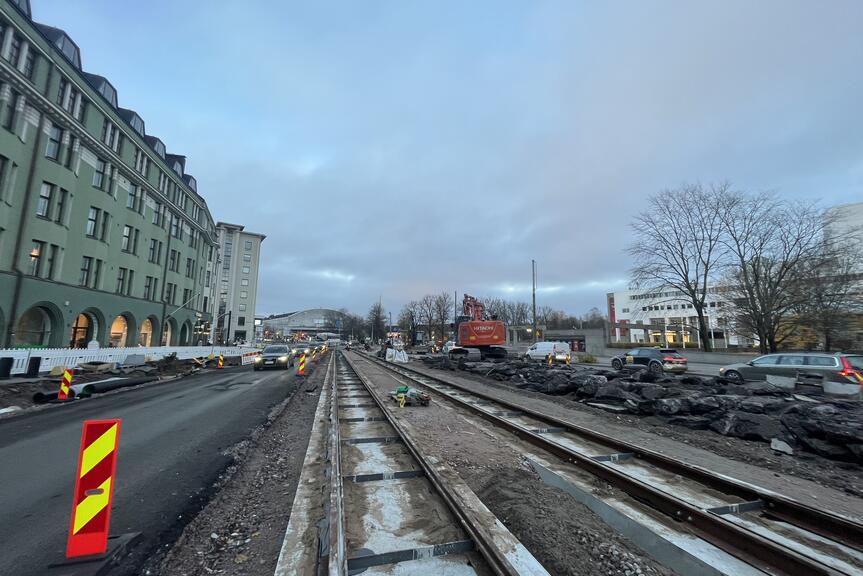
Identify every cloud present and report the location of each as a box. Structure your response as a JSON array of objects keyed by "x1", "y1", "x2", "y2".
[{"x1": 34, "y1": 0, "x2": 863, "y2": 318}]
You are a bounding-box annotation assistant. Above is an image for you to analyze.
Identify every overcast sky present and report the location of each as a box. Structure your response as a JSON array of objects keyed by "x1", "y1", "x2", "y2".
[{"x1": 34, "y1": 0, "x2": 863, "y2": 317}]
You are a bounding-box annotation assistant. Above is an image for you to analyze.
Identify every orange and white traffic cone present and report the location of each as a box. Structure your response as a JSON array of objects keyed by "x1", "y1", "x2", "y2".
[
  {"x1": 58, "y1": 369, "x2": 73, "y2": 401},
  {"x1": 298, "y1": 354, "x2": 306, "y2": 376}
]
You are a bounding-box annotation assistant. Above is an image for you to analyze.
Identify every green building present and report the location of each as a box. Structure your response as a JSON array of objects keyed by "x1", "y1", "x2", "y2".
[{"x1": 0, "y1": 0, "x2": 220, "y2": 349}]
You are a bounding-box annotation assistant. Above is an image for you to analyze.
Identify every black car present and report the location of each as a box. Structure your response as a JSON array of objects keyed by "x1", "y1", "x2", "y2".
[
  {"x1": 610, "y1": 347, "x2": 688, "y2": 375},
  {"x1": 253, "y1": 344, "x2": 295, "y2": 371}
]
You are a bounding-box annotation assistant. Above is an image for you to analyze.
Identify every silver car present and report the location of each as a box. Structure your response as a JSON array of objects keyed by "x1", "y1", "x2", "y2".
[{"x1": 719, "y1": 352, "x2": 863, "y2": 388}]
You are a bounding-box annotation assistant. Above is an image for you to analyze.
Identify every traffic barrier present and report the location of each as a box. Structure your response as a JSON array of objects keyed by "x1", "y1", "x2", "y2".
[
  {"x1": 547, "y1": 354, "x2": 553, "y2": 367},
  {"x1": 312, "y1": 349, "x2": 318, "y2": 363},
  {"x1": 298, "y1": 354, "x2": 306, "y2": 376},
  {"x1": 59, "y1": 369, "x2": 73, "y2": 401},
  {"x1": 66, "y1": 419, "x2": 122, "y2": 558},
  {"x1": 218, "y1": 354, "x2": 224, "y2": 369}
]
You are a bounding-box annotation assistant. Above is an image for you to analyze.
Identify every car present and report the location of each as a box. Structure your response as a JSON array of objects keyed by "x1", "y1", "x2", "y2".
[
  {"x1": 253, "y1": 344, "x2": 295, "y2": 370},
  {"x1": 719, "y1": 352, "x2": 863, "y2": 389},
  {"x1": 442, "y1": 341, "x2": 463, "y2": 355},
  {"x1": 610, "y1": 347, "x2": 688, "y2": 375},
  {"x1": 523, "y1": 341, "x2": 571, "y2": 364}
]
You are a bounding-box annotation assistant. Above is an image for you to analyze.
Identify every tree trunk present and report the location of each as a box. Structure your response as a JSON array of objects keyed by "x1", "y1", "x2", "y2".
[{"x1": 696, "y1": 312, "x2": 712, "y2": 352}]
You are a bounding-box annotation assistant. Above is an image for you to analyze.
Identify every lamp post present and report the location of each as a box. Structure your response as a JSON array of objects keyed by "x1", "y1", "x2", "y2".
[{"x1": 531, "y1": 259, "x2": 537, "y2": 343}]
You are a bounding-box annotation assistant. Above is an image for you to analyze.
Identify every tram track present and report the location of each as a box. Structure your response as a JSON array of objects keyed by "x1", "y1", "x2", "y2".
[{"x1": 356, "y1": 351, "x2": 863, "y2": 576}]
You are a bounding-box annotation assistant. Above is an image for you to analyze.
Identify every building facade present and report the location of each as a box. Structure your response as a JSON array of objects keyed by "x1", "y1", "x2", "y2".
[
  {"x1": 212, "y1": 222, "x2": 264, "y2": 345},
  {"x1": 0, "y1": 0, "x2": 220, "y2": 348},
  {"x1": 260, "y1": 309, "x2": 347, "y2": 341},
  {"x1": 606, "y1": 288, "x2": 751, "y2": 348}
]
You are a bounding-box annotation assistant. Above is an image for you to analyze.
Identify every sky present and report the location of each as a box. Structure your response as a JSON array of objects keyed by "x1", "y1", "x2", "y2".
[{"x1": 32, "y1": 0, "x2": 863, "y2": 318}]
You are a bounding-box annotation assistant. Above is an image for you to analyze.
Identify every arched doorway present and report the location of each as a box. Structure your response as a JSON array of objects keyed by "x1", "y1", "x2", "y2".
[
  {"x1": 179, "y1": 322, "x2": 191, "y2": 346},
  {"x1": 139, "y1": 317, "x2": 156, "y2": 347},
  {"x1": 109, "y1": 315, "x2": 129, "y2": 347},
  {"x1": 69, "y1": 308, "x2": 104, "y2": 348},
  {"x1": 162, "y1": 318, "x2": 176, "y2": 346},
  {"x1": 14, "y1": 306, "x2": 54, "y2": 347}
]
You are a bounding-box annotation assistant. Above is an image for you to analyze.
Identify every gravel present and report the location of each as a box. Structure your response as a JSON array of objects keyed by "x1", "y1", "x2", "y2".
[{"x1": 149, "y1": 366, "x2": 325, "y2": 576}]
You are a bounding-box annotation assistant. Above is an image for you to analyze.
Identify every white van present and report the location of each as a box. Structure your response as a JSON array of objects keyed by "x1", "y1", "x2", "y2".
[{"x1": 523, "y1": 341, "x2": 571, "y2": 364}]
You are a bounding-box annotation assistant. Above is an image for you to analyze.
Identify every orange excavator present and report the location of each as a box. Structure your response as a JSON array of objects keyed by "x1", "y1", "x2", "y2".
[{"x1": 451, "y1": 294, "x2": 507, "y2": 360}]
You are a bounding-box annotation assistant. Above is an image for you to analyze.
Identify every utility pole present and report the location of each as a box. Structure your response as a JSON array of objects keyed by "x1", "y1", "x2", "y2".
[{"x1": 531, "y1": 259, "x2": 537, "y2": 343}]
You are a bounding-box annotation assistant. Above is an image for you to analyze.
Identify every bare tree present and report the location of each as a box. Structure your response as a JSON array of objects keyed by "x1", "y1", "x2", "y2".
[
  {"x1": 433, "y1": 291, "x2": 454, "y2": 342},
  {"x1": 628, "y1": 183, "x2": 728, "y2": 351},
  {"x1": 419, "y1": 294, "x2": 437, "y2": 341},
  {"x1": 366, "y1": 302, "x2": 386, "y2": 343},
  {"x1": 398, "y1": 301, "x2": 421, "y2": 345},
  {"x1": 484, "y1": 297, "x2": 508, "y2": 323},
  {"x1": 719, "y1": 193, "x2": 837, "y2": 353}
]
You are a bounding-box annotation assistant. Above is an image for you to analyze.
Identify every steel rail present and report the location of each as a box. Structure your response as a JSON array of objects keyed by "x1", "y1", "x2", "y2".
[
  {"x1": 341, "y1": 352, "x2": 523, "y2": 576},
  {"x1": 358, "y1": 352, "x2": 860, "y2": 576},
  {"x1": 325, "y1": 353, "x2": 347, "y2": 576}
]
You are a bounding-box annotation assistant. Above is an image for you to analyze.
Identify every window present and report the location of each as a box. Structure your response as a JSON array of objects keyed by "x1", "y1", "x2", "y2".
[
  {"x1": 169, "y1": 249, "x2": 179, "y2": 272},
  {"x1": 0, "y1": 154, "x2": 7, "y2": 201},
  {"x1": 152, "y1": 201, "x2": 162, "y2": 226},
  {"x1": 148, "y1": 239, "x2": 162, "y2": 264},
  {"x1": 165, "y1": 282, "x2": 176, "y2": 305},
  {"x1": 240, "y1": 291, "x2": 248, "y2": 299},
  {"x1": 121, "y1": 226, "x2": 132, "y2": 252},
  {"x1": 778, "y1": 355, "x2": 805, "y2": 366},
  {"x1": 144, "y1": 276, "x2": 156, "y2": 300},
  {"x1": 100, "y1": 211, "x2": 110, "y2": 241},
  {"x1": 158, "y1": 171, "x2": 167, "y2": 193},
  {"x1": 23, "y1": 49, "x2": 35, "y2": 80},
  {"x1": 621, "y1": 308, "x2": 630, "y2": 313},
  {"x1": 36, "y1": 183, "x2": 53, "y2": 218},
  {"x1": 101, "y1": 119, "x2": 119, "y2": 151},
  {"x1": 244, "y1": 240, "x2": 252, "y2": 250},
  {"x1": 127, "y1": 183, "x2": 143, "y2": 212},
  {"x1": 8, "y1": 35, "x2": 21, "y2": 67},
  {"x1": 79, "y1": 256, "x2": 93, "y2": 286},
  {"x1": 116, "y1": 267, "x2": 128, "y2": 294},
  {"x1": 86, "y1": 207, "x2": 98, "y2": 236},
  {"x1": 185, "y1": 257, "x2": 193, "y2": 277},
  {"x1": 45, "y1": 244, "x2": 59, "y2": 280},
  {"x1": 93, "y1": 159, "x2": 107, "y2": 189},
  {"x1": 93, "y1": 259, "x2": 102, "y2": 288},
  {"x1": 134, "y1": 147, "x2": 148, "y2": 176},
  {"x1": 182, "y1": 288, "x2": 193, "y2": 307},
  {"x1": 46, "y1": 123, "x2": 63, "y2": 160},
  {"x1": 240, "y1": 279, "x2": 249, "y2": 286},
  {"x1": 242, "y1": 266, "x2": 250, "y2": 274},
  {"x1": 237, "y1": 316, "x2": 246, "y2": 327},
  {"x1": 64, "y1": 135, "x2": 77, "y2": 168},
  {"x1": 28, "y1": 240, "x2": 44, "y2": 276},
  {"x1": 205, "y1": 270, "x2": 211, "y2": 287},
  {"x1": 751, "y1": 355, "x2": 780, "y2": 366},
  {"x1": 56, "y1": 77, "x2": 68, "y2": 106},
  {"x1": 170, "y1": 216, "x2": 179, "y2": 238},
  {"x1": 243, "y1": 253, "x2": 251, "y2": 262},
  {"x1": 2, "y1": 88, "x2": 19, "y2": 131},
  {"x1": 807, "y1": 356, "x2": 838, "y2": 367},
  {"x1": 51, "y1": 188, "x2": 66, "y2": 225},
  {"x1": 239, "y1": 304, "x2": 246, "y2": 311}
]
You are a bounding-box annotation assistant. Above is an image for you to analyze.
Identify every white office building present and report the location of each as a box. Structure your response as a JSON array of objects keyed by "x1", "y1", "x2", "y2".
[
  {"x1": 606, "y1": 288, "x2": 751, "y2": 348},
  {"x1": 212, "y1": 222, "x2": 265, "y2": 344}
]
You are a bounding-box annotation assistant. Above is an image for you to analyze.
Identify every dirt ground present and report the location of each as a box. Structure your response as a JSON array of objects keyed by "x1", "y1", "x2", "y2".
[
  {"x1": 424, "y1": 363, "x2": 863, "y2": 500},
  {"x1": 349, "y1": 355, "x2": 675, "y2": 576},
  {"x1": 150, "y1": 366, "x2": 325, "y2": 576}
]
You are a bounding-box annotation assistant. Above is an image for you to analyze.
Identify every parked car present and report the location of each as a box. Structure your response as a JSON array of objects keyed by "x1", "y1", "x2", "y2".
[
  {"x1": 442, "y1": 340, "x2": 464, "y2": 356},
  {"x1": 523, "y1": 341, "x2": 571, "y2": 364},
  {"x1": 253, "y1": 345, "x2": 295, "y2": 370},
  {"x1": 610, "y1": 347, "x2": 688, "y2": 375},
  {"x1": 718, "y1": 352, "x2": 863, "y2": 387}
]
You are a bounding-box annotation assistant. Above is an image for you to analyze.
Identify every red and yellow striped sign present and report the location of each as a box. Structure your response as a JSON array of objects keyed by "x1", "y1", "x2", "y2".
[
  {"x1": 66, "y1": 419, "x2": 122, "y2": 558},
  {"x1": 58, "y1": 369, "x2": 73, "y2": 401},
  {"x1": 298, "y1": 353, "x2": 306, "y2": 376}
]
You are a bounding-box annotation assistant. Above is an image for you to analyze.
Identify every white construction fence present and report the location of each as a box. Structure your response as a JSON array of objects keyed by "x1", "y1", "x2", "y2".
[{"x1": 0, "y1": 345, "x2": 260, "y2": 376}]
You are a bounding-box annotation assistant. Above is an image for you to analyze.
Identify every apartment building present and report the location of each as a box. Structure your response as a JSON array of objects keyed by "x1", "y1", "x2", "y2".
[
  {"x1": 0, "y1": 0, "x2": 219, "y2": 348},
  {"x1": 212, "y1": 222, "x2": 264, "y2": 345}
]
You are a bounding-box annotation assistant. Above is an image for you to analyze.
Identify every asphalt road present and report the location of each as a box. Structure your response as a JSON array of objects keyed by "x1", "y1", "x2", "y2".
[{"x1": 0, "y1": 363, "x2": 304, "y2": 576}]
